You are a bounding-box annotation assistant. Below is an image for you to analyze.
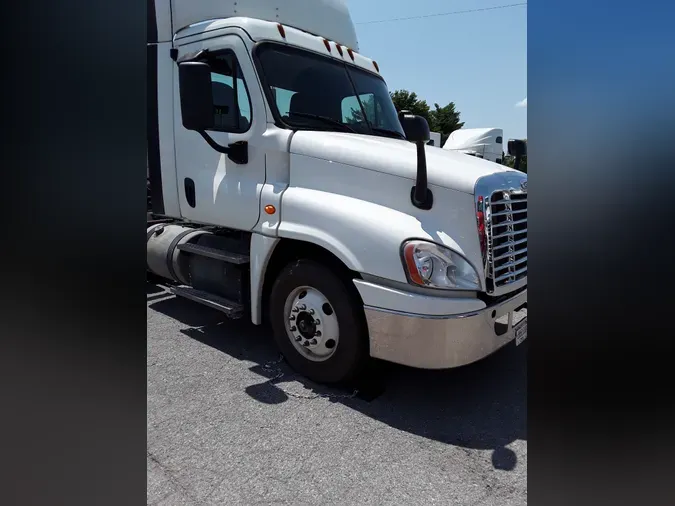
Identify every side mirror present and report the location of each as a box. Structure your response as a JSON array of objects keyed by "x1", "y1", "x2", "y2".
[
  {"x1": 178, "y1": 62, "x2": 215, "y2": 131},
  {"x1": 507, "y1": 139, "x2": 527, "y2": 158},
  {"x1": 398, "y1": 111, "x2": 431, "y2": 143},
  {"x1": 177, "y1": 61, "x2": 248, "y2": 164},
  {"x1": 508, "y1": 139, "x2": 527, "y2": 172},
  {"x1": 398, "y1": 111, "x2": 433, "y2": 210}
]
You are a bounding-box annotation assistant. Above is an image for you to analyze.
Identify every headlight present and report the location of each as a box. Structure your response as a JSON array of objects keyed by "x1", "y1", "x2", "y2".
[{"x1": 402, "y1": 240, "x2": 481, "y2": 290}]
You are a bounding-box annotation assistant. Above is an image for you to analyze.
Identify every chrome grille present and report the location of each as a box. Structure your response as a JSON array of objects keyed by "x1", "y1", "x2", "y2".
[{"x1": 486, "y1": 190, "x2": 527, "y2": 293}]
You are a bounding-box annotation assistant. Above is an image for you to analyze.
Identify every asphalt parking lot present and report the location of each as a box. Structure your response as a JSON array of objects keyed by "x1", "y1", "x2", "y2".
[{"x1": 147, "y1": 281, "x2": 527, "y2": 505}]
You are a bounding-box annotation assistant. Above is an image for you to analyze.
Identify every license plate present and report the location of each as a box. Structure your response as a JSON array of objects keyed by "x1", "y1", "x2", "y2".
[{"x1": 515, "y1": 319, "x2": 528, "y2": 346}]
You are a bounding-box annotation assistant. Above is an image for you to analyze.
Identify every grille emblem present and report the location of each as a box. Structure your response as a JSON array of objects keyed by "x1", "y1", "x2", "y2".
[{"x1": 520, "y1": 180, "x2": 527, "y2": 191}]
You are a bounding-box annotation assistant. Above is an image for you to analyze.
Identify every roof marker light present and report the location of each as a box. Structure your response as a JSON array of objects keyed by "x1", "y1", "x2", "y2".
[
  {"x1": 336, "y1": 44, "x2": 343, "y2": 56},
  {"x1": 323, "y1": 39, "x2": 331, "y2": 52},
  {"x1": 373, "y1": 60, "x2": 380, "y2": 72},
  {"x1": 277, "y1": 24, "x2": 286, "y2": 38},
  {"x1": 347, "y1": 48, "x2": 355, "y2": 60}
]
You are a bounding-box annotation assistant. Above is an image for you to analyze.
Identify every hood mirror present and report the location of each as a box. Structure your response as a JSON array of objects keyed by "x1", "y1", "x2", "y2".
[
  {"x1": 398, "y1": 111, "x2": 433, "y2": 210},
  {"x1": 507, "y1": 139, "x2": 527, "y2": 172}
]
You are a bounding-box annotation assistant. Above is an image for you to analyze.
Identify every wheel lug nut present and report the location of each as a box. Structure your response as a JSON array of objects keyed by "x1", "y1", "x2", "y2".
[
  {"x1": 310, "y1": 339, "x2": 318, "y2": 345},
  {"x1": 302, "y1": 340, "x2": 310, "y2": 347},
  {"x1": 315, "y1": 331, "x2": 322, "y2": 337},
  {"x1": 315, "y1": 319, "x2": 320, "y2": 325},
  {"x1": 309, "y1": 309, "x2": 315, "y2": 315},
  {"x1": 290, "y1": 326, "x2": 297, "y2": 332},
  {"x1": 289, "y1": 315, "x2": 296, "y2": 321},
  {"x1": 299, "y1": 304, "x2": 306, "y2": 310},
  {"x1": 292, "y1": 307, "x2": 299, "y2": 313},
  {"x1": 295, "y1": 336, "x2": 302, "y2": 342}
]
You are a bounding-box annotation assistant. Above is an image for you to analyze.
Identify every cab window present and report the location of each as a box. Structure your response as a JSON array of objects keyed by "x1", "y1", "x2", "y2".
[
  {"x1": 208, "y1": 52, "x2": 252, "y2": 133},
  {"x1": 341, "y1": 93, "x2": 381, "y2": 125}
]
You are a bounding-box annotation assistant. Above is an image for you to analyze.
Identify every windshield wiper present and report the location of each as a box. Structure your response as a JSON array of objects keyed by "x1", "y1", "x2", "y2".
[
  {"x1": 370, "y1": 127, "x2": 406, "y2": 140},
  {"x1": 288, "y1": 112, "x2": 357, "y2": 133}
]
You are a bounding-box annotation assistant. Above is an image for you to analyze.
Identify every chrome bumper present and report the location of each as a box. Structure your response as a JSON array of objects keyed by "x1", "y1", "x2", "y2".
[{"x1": 364, "y1": 288, "x2": 527, "y2": 369}]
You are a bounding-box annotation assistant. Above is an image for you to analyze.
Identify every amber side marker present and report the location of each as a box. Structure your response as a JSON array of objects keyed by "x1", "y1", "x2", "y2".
[
  {"x1": 402, "y1": 243, "x2": 425, "y2": 285},
  {"x1": 265, "y1": 205, "x2": 276, "y2": 215}
]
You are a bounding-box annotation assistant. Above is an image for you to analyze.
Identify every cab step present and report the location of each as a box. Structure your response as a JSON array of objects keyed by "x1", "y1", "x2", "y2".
[
  {"x1": 177, "y1": 242, "x2": 250, "y2": 264},
  {"x1": 170, "y1": 285, "x2": 244, "y2": 319}
]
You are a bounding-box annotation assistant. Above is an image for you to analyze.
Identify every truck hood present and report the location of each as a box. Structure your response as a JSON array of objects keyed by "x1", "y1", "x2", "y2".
[{"x1": 289, "y1": 131, "x2": 515, "y2": 194}]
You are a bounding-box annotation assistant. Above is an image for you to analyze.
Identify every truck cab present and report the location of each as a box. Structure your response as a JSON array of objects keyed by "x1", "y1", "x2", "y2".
[{"x1": 147, "y1": 0, "x2": 528, "y2": 384}]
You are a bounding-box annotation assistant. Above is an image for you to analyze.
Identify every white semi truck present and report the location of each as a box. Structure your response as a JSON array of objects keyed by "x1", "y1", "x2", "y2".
[
  {"x1": 443, "y1": 128, "x2": 505, "y2": 164},
  {"x1": 147, "y1": 0, "x2": 528, "y2": 384}
]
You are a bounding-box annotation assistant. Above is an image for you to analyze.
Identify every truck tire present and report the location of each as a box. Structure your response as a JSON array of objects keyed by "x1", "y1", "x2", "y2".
[{"x1": 269, "y1": 259, "x2": 369, "y2": 384}]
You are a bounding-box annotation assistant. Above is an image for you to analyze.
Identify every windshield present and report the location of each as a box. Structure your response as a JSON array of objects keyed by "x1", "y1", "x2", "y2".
[{"x1": 255, "y1": 43, "x2": 405, "y2": 138}]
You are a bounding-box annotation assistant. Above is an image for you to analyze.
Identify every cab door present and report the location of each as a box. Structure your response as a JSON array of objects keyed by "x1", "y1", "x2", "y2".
[{"x1": 173, "y1": 34, "x2": 266, "y2": 230}]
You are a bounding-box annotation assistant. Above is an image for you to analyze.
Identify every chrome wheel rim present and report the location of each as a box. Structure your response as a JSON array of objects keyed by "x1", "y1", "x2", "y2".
[{"x1": 283, "y1": 286, "x2": 340, "y2": 362}]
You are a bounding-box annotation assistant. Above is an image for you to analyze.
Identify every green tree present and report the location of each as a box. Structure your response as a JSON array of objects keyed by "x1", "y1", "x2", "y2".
[
  {"x1": 502, "y1": 154, "x2": 527, "y2": 174},
  {"x1": 389, "y1": 89, "x2": 464, "y2": 144},
  {"x1": 389, "y1": 89, "x2": 432, "y2": 125},
  {"x1": 429, "y1": 102, "x2": 464, "y2": 145},
  {"x1": 518, "y1": 156, "x2": 528, "y2": 173}
]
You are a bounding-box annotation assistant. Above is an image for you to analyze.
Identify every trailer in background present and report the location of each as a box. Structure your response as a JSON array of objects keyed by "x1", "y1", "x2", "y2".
[
  {"x1": 426, "y1": 132, "x2": 442, "y2": 147},
  {"x1": 443, "y1": 127, "x2": 504, "y2": 164}
]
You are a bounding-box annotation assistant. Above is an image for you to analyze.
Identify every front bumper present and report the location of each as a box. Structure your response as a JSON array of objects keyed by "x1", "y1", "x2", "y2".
[{"x1": 359, "y1": 283, "x2": 527, "y2": 369}]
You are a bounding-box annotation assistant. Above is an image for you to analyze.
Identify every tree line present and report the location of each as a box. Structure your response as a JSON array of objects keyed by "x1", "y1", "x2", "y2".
[
  {"x1": 389, "y1": 90, "x2": 464, "y2": 146},
  {"x1": 346, "y1": 89, "x2": 464, "y2": 145},
  {"x1": 349, "y1": 88, "x2": 527, "y2": 173},
  {"x1": 389, "y1": 89, "x2": 527, "y2": 173}
]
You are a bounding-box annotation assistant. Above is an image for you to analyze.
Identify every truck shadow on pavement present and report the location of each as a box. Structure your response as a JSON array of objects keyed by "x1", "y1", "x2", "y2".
[{"x1": 149, "y1": 286, "x2": 527, "y2": 471}]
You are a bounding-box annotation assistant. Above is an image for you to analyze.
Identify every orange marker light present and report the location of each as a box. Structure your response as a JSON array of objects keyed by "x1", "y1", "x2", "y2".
[
  {"x1": 277, "y1": 24, "x2": 286, "y2": 38},
  {"x1": 323, "y1": 39, "x2": 331, "y2": 52},
  {"x1": 336, "y1": 45, "x2": 343, "y2": 56},
  {"x1": 347, "y1": 48, "x2": 355, "y2": 61},
  {"x1": 403, "y1": 243, "x2": 425, "y2": 286},
  {"x1": 264, "y1": 205, "x2": 276, "y2": 215},
  {"x1": 373, "y1": 60, "x2": 380, "y2": 72}
]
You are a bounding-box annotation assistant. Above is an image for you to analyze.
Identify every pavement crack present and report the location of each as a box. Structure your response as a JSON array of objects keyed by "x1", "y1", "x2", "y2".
[{"x1": 147, "y1": 450, "x2": 204, "y2": 505}]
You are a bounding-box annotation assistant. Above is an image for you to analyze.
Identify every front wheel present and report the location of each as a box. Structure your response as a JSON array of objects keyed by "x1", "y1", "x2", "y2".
[{"x1": 268, "y1": 259, "x2": 369, "y2": 384}]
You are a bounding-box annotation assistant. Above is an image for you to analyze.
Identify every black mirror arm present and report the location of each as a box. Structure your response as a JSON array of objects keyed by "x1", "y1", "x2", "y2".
[
  {"x1": 411, "y1": 141, "x2": 434, "y2": 210},
  {"x1": 198, "y1": 130, "x2": 228, "y2": 153},
  {"x1": 197, "y1": 131, "x2": 249, "y2": 164}
]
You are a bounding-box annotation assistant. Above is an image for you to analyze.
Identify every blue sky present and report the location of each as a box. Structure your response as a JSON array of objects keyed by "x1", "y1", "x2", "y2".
[{"x1": 347, "y1": 0, "x2": 527, "y2": 142}]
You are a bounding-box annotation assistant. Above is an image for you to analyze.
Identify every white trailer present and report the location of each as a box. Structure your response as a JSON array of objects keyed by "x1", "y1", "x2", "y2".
[
  {"x1": 443, "y1": 127, "x2": 504, "y2": 164},
  {"x1": 146, "y1": 0, "x2": 528, "y2": 384},
  {"x1": 427, "y1": 131, "x2": 442, "y2": 147}
]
